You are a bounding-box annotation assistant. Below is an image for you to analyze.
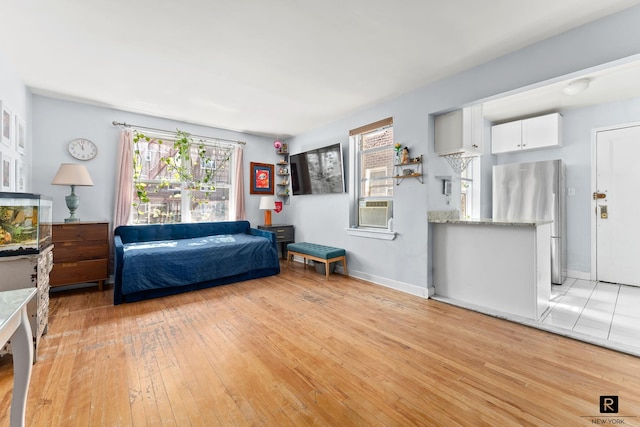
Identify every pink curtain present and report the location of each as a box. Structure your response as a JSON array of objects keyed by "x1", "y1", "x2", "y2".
[
  {"x1": 113, "y1": 130, "x2": 133, "y2": 230},
  {"x1": 233, "y1": 146, "x2": 246, "y2": 220}
]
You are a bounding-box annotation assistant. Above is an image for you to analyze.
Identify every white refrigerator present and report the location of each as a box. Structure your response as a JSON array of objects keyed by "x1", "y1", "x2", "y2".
[{"x1": 492, "y1": 159, "x2": 566, "y2": 285}]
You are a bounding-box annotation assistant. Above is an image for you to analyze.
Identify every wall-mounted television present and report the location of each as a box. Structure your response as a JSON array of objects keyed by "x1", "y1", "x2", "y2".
[{"x1": 290, "y1": 143, "x2": 345, "y2": 195}]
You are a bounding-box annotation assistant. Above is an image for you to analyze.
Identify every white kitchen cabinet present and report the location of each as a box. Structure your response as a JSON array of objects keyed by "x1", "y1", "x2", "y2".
[
  {"x1": 491, "y1": 120, "x2": 522, "y2": 154},
  {"x1": 432, "y1": 220, "x2": 551, "y2": 320},
  {"x1": 435, "y1": 105, "x2": 483, "y2": 155},
  {"x1": 491, "y1": 113, "x2": 562, "y2": 154},
  {"x1": 522, "y1": 113, "x2": 563, "y2": 150}
]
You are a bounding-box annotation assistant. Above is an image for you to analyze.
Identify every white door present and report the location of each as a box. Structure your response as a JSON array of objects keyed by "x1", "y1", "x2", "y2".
[{"x1": 595, "y1": 124, "x2": 640, "y2": 286}]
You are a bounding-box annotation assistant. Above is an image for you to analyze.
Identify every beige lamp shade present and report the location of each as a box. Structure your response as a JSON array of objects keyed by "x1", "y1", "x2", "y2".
[
  {"x1": 51, "y1": 163, "x2": 94, "y2": 186},
  {"x1": 259, "y1": 196, "x2": 276, "y2": 210}
]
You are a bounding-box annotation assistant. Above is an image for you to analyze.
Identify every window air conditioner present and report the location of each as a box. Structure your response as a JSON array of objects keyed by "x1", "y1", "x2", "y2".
[{"x1": 359, "y1": 200, "x2": 392, "y2": 228}]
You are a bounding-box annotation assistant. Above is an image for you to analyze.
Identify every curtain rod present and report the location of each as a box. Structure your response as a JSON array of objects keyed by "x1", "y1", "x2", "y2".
[{"x1": 112, "y1": 121, "x2": 246, "y2": 145}]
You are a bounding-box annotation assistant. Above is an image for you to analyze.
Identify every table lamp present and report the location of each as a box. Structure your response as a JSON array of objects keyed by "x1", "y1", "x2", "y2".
[
  {"x1": 259, "y1": 195, "x2": 276, "y2": 226},
  {"x1": 51, "y1": 163, "x2": 94, "y2": 222}
]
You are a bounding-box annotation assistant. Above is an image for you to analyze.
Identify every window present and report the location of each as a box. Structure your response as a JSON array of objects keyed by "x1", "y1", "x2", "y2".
[
  {"x1": 460, "y1": 157, "x2": 480, "y2": 219},
  {"x1": 131, "y1": 135, "x2": 234, "y2": 224},
  {"x1": 349, "y1": 117, "x2": 394, "y2": 227}
]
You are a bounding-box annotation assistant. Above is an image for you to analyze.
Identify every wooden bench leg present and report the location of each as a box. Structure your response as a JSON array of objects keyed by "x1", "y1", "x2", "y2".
[{"x1": 341, "y1": 256, "x2": 348, "y2": 277}]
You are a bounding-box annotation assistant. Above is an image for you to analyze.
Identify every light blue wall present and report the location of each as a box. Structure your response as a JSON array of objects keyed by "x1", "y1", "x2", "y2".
[
  {"x1": 286, "y1": 5, "x2": 640, "y2": 293},
  {"x1": 30, "y1": 95, "x2": 284, "y2": 225}
]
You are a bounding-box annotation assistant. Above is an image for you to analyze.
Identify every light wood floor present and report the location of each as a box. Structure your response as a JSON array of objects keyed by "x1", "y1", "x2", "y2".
[{"x1": 2, "y1": 263, "x2": 640, "y2": 426}]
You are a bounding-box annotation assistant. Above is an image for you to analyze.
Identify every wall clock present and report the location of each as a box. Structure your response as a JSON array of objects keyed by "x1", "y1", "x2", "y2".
[{"x1": 68, "y1": 138, "x2": 98, "y2": 160}]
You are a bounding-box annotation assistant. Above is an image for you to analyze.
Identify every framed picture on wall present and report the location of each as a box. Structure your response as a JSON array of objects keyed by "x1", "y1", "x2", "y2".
[
  {"x1": 1, "y1": 152, "x2": 13, "y2": 191},
  {"x1": 15, "y1": 159, "x2": 25, "y2": 192},
  {"x1": 1, "y1": 101, "x2": 11, "y2": 147},
  {"x1": 16, "y1": 116, "x2": 25, "y2": 154},
  {"x1": 249, "y1": 162, "x2": 274, "y2": 195}
]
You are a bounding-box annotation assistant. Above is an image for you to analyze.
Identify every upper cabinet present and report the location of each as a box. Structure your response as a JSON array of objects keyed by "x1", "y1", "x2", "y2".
[
  {"x1": 491, "y1": 113, "x2": 563, "y2": 154},
  {"x1": 434, "y1": 105, "x2": 483, "y2": 155}
]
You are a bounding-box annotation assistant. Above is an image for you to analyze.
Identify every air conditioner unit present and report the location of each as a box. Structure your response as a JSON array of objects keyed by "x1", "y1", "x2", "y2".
[{"x1": 359, "y1": 200, "x2": 392, "y2": 228}]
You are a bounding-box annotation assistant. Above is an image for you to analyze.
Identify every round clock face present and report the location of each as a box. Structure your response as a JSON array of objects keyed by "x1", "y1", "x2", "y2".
[{"x1": 68, "y1": 138, "x2": 98, "y2": 160}]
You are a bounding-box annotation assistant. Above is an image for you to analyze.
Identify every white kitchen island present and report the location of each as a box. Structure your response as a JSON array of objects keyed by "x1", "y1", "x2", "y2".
[{"x1": 430, "y1": 218, "x2": 552, "y2": 320}]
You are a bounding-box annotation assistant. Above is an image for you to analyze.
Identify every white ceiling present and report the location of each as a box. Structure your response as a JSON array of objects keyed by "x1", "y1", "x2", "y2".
[
  {"x1": 481, "y1": 56, "x2": 640, "y2": 123},
  {"x1": 2, "y1": 0, "x2": 640, "y2": 138}
]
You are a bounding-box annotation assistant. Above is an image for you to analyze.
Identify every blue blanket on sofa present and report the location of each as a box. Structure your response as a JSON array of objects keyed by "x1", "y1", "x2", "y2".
[
  {"x1": 113, "y1": 221, "x2": 280, "y2": 304},
  {"x1": 121, "y1": 233, "x2": 276, "y2": 295}
]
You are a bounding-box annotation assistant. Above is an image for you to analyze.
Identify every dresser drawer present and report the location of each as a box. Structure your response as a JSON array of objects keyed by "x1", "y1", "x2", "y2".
[
  {"x1": 54, "y1": 241, "x2": 109, "y2": 262},
  {"x1": 50, "y1": 259, "x2": 109, "y2": 286},
  {"x1": 259, "y1": 225, "x2": 294, "y2": 242},
  {"x1": 273, "y1": 227, "x2": 294, "y2": 241},
  {"x1": 53, "y1": 222, "x2": 109, "y2": 242}
]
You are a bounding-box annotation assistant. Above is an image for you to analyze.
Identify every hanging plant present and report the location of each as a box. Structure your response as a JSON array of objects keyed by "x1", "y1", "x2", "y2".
[
  {"x1": 132, "y1": 131, "x2": 154, "y2": 208},
  {"x1": 131, "y1": 129, "x2": 225, "y2": 211},
  {"x1": 163, "y1": 130, "x2": 194, "y2": 184}
]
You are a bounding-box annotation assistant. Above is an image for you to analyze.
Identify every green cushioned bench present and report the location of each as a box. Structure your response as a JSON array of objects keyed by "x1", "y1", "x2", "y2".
[{"x1": 286, "y1": 242, "x2": 347, "y2": 279}]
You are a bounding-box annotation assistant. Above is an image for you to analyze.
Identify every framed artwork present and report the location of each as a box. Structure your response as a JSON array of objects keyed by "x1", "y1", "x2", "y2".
[
  {"x1": 15, "y1": 159, "x2": 25, "y2": 192},
  {"x1": 16, "y1": 116, "x2": 25, "y2": 154},
  {"x1": 250, "y1": 162, "x2": 274, "y2": 195},
  {"x1": 1, "y1": 152, "x2": 13, "y2": 191},
  {"x1": 1, "y1": 101, "x2": 11, "y2": 147}
]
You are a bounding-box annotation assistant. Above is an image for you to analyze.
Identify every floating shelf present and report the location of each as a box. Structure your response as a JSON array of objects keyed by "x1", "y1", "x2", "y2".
[{"x1": 393, "y1": 155, "x2": 423, "y2": 185}]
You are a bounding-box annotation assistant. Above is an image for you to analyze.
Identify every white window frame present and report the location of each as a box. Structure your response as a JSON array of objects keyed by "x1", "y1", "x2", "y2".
[
  {"x1": 346, "y1": 118, "x2": 397, "y2": 240},
  {"x1": 130, "y1": 136, "x2": 235, "y2": 225},
  {"x1": 460, "y1": 156, "x2": 481, "y2": 219}
]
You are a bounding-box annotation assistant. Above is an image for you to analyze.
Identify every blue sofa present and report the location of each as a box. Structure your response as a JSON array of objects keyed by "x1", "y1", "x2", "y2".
[{"x1": 113, "y1": 221, "x2": 280, "y2": 304}]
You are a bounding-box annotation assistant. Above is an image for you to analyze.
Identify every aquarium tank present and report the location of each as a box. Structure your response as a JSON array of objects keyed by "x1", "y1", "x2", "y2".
[{"x1": 0, "y1": 192, "x2": 53, "y2": 257}]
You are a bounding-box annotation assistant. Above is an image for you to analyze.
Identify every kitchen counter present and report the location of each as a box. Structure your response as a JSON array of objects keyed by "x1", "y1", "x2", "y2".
[
  {"x1": 429, "y1": 218, "x2": 553, "y2": 227},
  {"x1": 430, "y1": 219, "x2": 551, "y2": 320}
]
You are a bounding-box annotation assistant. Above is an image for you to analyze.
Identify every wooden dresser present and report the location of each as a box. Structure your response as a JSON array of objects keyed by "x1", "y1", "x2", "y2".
[
  {"x1": 257, "y1": 224, "x2": 294, "y2": 259},
  {"x1": 50, "y1": 222, "x2": 110, "y2": 290}
]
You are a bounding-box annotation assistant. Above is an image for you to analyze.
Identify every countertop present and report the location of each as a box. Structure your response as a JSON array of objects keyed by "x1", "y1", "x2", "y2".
[
  {"x1": 429, "y1": 218, "x2": 553, "y2": 227},
  {"x1": 427, "y1": 210, "x2": 552, "y2": 227}
]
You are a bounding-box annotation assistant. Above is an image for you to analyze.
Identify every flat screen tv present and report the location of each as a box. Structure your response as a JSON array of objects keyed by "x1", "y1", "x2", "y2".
[{"x1": 290, "y1": 143, "x2": 345, "y2": 195}]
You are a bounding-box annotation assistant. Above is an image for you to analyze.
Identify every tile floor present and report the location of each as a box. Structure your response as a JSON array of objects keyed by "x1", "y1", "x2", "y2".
[
  {"x1": 432, "y1": 278, "x2": 640, "y2": 357},
  {"x1": 541, "y1": 278, "x2": 640, "y2": 354}
]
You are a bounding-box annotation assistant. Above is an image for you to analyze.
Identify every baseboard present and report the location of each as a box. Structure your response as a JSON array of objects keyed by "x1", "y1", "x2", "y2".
[
  {"x1": 288, "y1": 256, "x2": 431, "y2": 298},
  {"x1": 348, "y1": 269, "x2": 431, "y2": 298}
]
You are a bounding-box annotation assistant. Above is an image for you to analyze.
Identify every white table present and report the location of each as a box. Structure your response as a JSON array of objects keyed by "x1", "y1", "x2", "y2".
[{"x1": 0, "y1": 288, "x2": 37, "y2": 427}]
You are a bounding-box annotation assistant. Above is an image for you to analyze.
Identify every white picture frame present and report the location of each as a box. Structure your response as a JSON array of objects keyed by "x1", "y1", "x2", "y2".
[
  {"x1": 1, "y1": 152, "x2": 13, "y2": 191},
  {"x1": 1, "y1": 103, "x2": 12, "y2": 147},
  {"x1": 16, "y1": 116, "x2": 25, "y2": 154},
  {"x1": 15, "y1": 158, "x2": 25, "y2": 192},
  {"x1": 0, "y1": 101, "x2": 13, "y2": 147}
]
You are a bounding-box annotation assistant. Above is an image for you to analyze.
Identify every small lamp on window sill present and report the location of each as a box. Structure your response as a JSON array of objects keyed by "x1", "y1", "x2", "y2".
[
  {"x1": 259, "y1": 195, "x2": 276, "y2": 226},
  {"x1": 51, "y1": 163, "x2": 94, "y2": 223}
]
